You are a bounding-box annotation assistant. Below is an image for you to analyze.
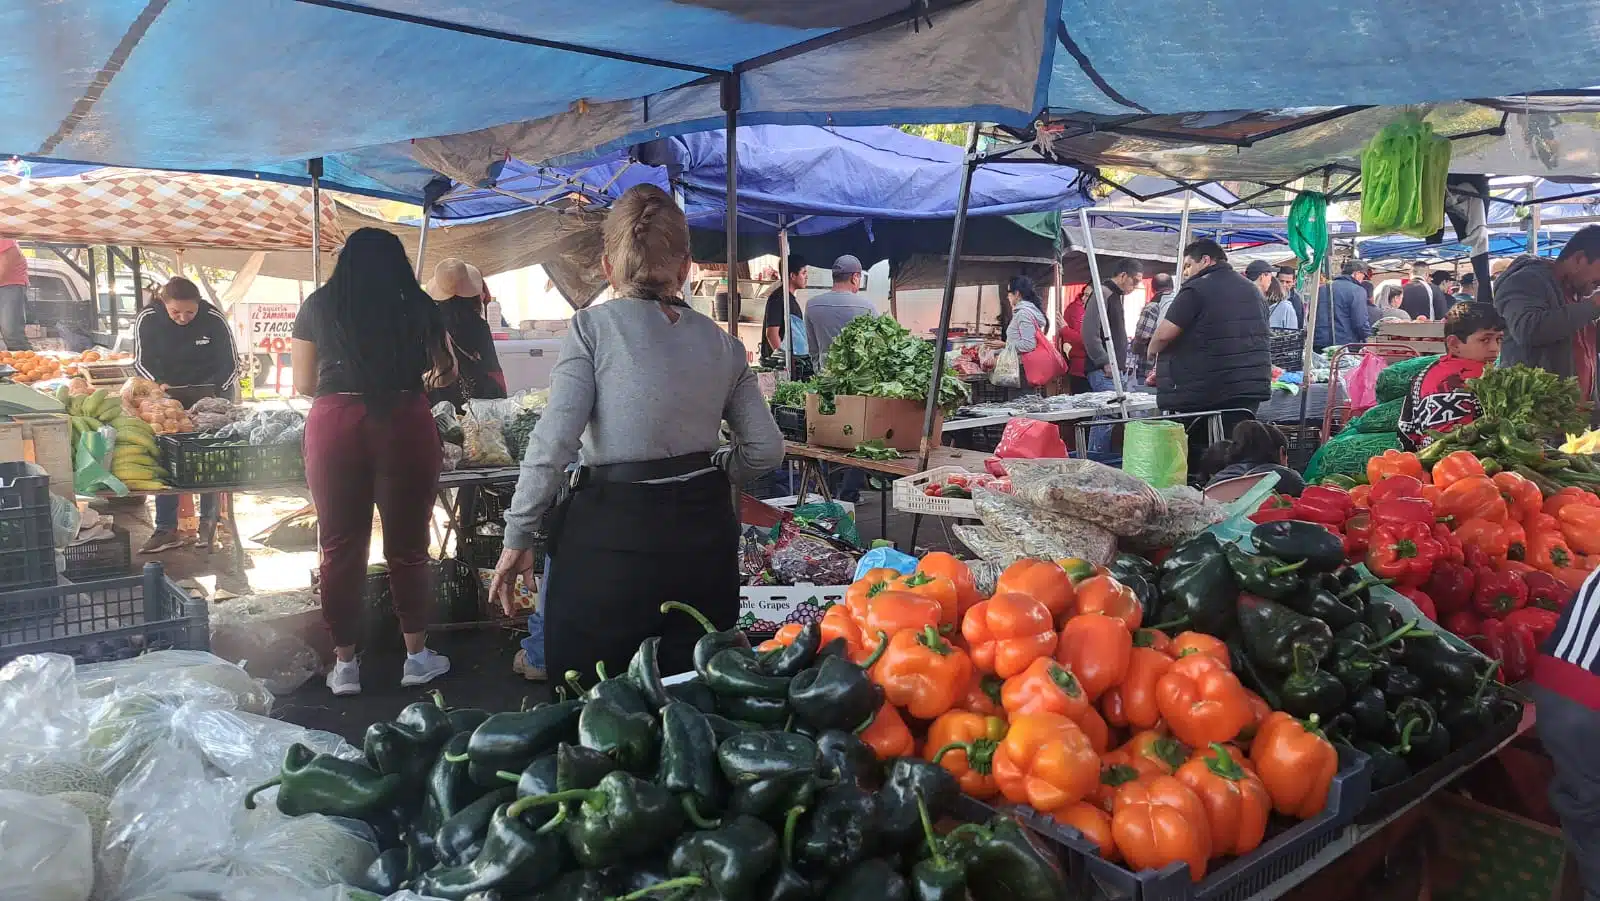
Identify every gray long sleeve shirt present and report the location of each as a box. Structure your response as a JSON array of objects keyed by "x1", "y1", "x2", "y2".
[{"x1": 501, "y1": 299, "x2": 786, "y2": 550}]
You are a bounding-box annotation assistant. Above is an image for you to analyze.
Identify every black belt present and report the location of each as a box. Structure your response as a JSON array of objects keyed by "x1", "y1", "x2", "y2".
[{"x1": 581, "y1": 453, "x2": 715, "y2": 485}]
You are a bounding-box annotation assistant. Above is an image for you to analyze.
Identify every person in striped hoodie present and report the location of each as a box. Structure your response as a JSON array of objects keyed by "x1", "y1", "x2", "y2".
[{"x1": 1531, "y1": 566, "x2": 1600, "y2": 898}]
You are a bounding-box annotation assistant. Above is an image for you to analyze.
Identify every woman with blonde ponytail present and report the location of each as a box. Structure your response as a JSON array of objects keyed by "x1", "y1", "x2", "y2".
[{"x1": 490, "y1": 184, "x2": 784, "y2": 680}]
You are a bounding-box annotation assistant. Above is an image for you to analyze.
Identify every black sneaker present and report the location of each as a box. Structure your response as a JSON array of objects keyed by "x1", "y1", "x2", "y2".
[{"x1": 139, "y1": 530, "x2": 184, "y2": 554}]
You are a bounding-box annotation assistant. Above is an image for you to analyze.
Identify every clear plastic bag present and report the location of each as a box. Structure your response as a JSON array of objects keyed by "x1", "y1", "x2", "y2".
[
  {"x1": 1125, "y1": 486, "x2": 1227, "y2": 553},
  {"x1": 971, "y1": 488, "x2": 1117, "y2": 565},
  {"x1": 431, "y1": 401, "x2": 463, "y2": 445},
  {"x1": 461, "y1": 399, "x2": 515, "y2": 467},
  {"x1": 1004, "y1": 457, "x2": 1166, "y2": 537},
  {"x1": 0, "y1": 789, "x2": 95, "y2": 901},
  {"x1": 770, "y1": 534, "x2": 858, "y2": 586},
  {"x1": 82, "y1": 683, "x2": 242, "y2": 787},
  {"x1": 173, "y1": 706, "x2": 356, "y2": 783},
  {"x1": 77, "y1": 651, "x2": 274, "y2": 716},
  {"x1": 990, "y1": 345, "x2": 1022, "y2": 387},
  {"x1": 0, "y1": 654, "x2": 91, "y2": 772}
]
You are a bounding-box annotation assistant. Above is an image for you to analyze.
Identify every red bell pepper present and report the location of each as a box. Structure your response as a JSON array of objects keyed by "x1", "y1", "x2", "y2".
[
  {"x1": 1369, "y1": 474, "x2": 1425, "y2": 505},
  {"x1": 1463, "y1": 543, "x2": 1495, "y2": 571},
  {"x1": 1473, "y1": 568, "x2": 1529, "y2": 618},
  {"x1": 1432, "y1": 523, "x2": 1464, "y2": 566},
  {"x1": 1343, "y1": 512, "x2": 1372, "y2": 559},
  {"x1": 1370, "y1": 496, "x2": 1435, "y2": 529},
  {"x1": 1522, "y1": 570, "x2": 1574, "y2": 613},
  {"x1": 1423, "y1": 561, "x2": 1476, "y2": 616},
  {"x1": 1399, "y1": 586, "x2": 1437, "y2": 621},
  {"x1": 1482, "y1": 618, "x2": 1535, "y2": 682},
  {"x1": 1366, "y1": 522, "x2": 1444, "y2": 588},
  {"x1": 1442, "y1": 610, "x2": 1483, "y2": 640},
  {"x1": 1249, "y1": 494, "x2": 1298, "y2": 524},
  {"x1": 1503, "y1": 607, "x2": 1561, "y2": 646},
  {"x1": 1293, "y1": 486, "x2": 1354, "y2": 526}
]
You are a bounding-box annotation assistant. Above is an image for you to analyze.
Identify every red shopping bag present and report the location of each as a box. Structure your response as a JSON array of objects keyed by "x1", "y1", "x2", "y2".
[
  {"x1": 994, "y1": 417, "x2": 1068, "y2": 459},
  {"x1": 1020, "y1": 326, "x2": 1068, "y2": 386}
]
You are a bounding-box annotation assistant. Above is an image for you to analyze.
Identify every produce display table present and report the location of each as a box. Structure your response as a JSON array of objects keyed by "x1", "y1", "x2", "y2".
[
  {"x1": 941, "y1": 394, "x2": 1159, "y2": 432},
  {"x1": 782, "y1": 442, "x2": 985, "y2": 545}
]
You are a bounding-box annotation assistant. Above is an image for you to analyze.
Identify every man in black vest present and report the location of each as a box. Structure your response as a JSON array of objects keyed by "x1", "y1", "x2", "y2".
[{"x1": 1148, "y1": 239, "x2": 1273, "y2": 467}]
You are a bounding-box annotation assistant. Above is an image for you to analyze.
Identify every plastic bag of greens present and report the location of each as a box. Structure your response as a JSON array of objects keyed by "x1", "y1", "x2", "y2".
[
  {"x1": 431, "y1": 401, "x2": 464, "y2": 444},
  {"x1": 77, "y1": 650, "x2": 274, "y2": 715},
  {"x1": 1121, "y1": 419, "x2": 1188, "y2": 488}
]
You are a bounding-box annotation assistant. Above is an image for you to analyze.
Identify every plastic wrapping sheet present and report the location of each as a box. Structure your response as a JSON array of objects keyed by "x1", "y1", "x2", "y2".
[
  {"x1": 0, "y1": 654, "x2": 90, "y2": 770},
  {"x1": 77, "y1": 652, "x2": 275, "y2": 716},
  {"x1": 770, "y1": 534, "x2": 857, "y2": 586},
  {"x1": 171, "y1": 707, "x2": 356, "y2": 783},
  {"x1": 972, "y1": 488, "x2": 1118, "y2": 565},
  {"x1": 1124, "y1": 486, "x2": 1228, "y2": 553},
  {"x1": 83, "y1": 684, "x2": 243, "y2": 787},
  {"x1": 0, "y1": 789, "x2": 94, "y2": 901},
  {"x1": 1004, "y1": 458, "x2": 1167, "y2": 538}
]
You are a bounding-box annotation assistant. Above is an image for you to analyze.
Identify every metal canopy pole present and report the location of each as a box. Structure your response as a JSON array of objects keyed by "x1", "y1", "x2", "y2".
[
  {"x1": 778, "y1": 218, "x2": 793, "y2": 380},
  {"x1": 1076, "y1": 208, "x2": 1128, "y2": 420},
  {"x1": 722, "y1": 76, "x2": 741, "y2": 337},
  {"x1": 918, "y1": 123, "x2": 980, "y2": 472},
  {"x1": 415, "y1": 211, "x2": 432, "y2": 279},
  {"x1": 308, "y1": 158, "x2": 324, "y2": 286},
  {"x1": 1170, "y1": 192, "x2": 1193, "y2": 298},
  {"x1": 1529, "y1": 204, "x2": 1541, "y2": 255}
]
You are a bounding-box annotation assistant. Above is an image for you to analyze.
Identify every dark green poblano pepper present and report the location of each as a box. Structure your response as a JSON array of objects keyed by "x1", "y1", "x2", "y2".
[
  {"x1": 1279, "y1": 643, "x2": 1348, "y2": 720},
  {"x1": 410, "y1": 802, "x2": 569, "y2": 901},
  {"x1": 508, "y1": 771, "x2": 686, "y2": 870},
  {"x1": 761, "y1": 806, "x2": 815, "y2": 901},
  {"x1": 794, "y1": 783, "x2": 879, "y2": 873},
  {"x1": 577, "y1": 696, "x2": 658, "y2": 774},
  {"x1": 657, "y1": 702, "x2": 725, "y2": 828},
  {"x1": 1223, "y1": 542, "x2": 1307, "y2": 600},
  {"x1": 909, "y1": 795, "x2": 967, "y2": 901},
  {"x1": 663, "y1": 814, "x2": 781, "y2": 901},
  {"x1": 662, "y1": 601, "x2": 753, "y2": 678},
  {"x1": 762, "y1": 622, "x2": 822, "y2": 678}
]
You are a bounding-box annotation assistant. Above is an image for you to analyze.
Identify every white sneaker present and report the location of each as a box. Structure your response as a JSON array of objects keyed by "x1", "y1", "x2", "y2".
[
  {"x1": 401, "y1": 649, "x2": 451, "y2": 687},
  {"x1": 326, "y1": 660, "x2": 361, "y2": 696}
]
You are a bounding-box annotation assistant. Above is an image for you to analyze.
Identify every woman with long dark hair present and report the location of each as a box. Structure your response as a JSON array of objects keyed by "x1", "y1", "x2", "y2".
[
  {"x1": 426, "y1": 257, "x2": 507, "y2": 409},
  {"x1": 291, "y1": 228, "x2": 458, "y2": 696},
  {"x1": 489, "y1": 184, "x2": 784, "y2": 681}
]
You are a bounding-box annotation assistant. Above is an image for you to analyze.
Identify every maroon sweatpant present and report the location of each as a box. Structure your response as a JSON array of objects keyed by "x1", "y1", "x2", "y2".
[{"x1": 305, "y1": 392, "x2": 442, "y2": 647}]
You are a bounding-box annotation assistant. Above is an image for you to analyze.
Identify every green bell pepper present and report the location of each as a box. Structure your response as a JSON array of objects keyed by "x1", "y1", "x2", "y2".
[
  {"x1": 1110, "y1": 551, "x2": 1160, "y2": 585},
  {"x1": 657, "y1": 702, "x2": 725, "y2": 827},
  {"x1": 1279, "y1": 643, "x2": 1347, "y2": 719},
  {"x1": 458, "y1": 700, "x2": 583, "y2": 788},
  {"x1": 510, "y1": 771, "x2": 686, "y2": 869},
  {"x1": 1286, "y1": 582, "x2": 1364, "y2": 632},
  {"x1": 663, "y1": 600, "x2": 753, "y2": 678},
  {"x1": 556, "y1": 741, "x2": 617, "y2": 793},
  {"x1": 787, "y1": 651, "x2": 886, "y2": 733},
  {"x1": 761, "y1": 805, "x2": 816, "y2": 901},
  {"x1": 1157, "y1": 549, "x2": 1239, "y2": 635},
  {"x1": 1224, "y1": 542, "x2": 1307, "y2": 600},
  {"x1": 1250, "y1": 520, "x2": 1346, "y2": 571},
  {"x1": 1329, "y1": 639, "x2": 1381, "y2": 693},
  {"x1": 243, "y1": 743, "x2": 403, "y2": 822},
  {"x1": 1346, "y1": 684, "x2": 1388, "y2": 739},
  {"x1": 423, "y1": 732, "x2": 489, "y2": 833},
  {"x1": 949, "y1": 817, "x2": 1067, "y2": 901},
  {"x1": 568, "y1": 662, "x2": 653, "y2": 718},
  {"x1": 816, "y1": 729, "x2": 879, "y2": 790},
  {"x1": 578, "y1": 697, "x2": 658, "y2": 774},
  {"x1": 1160, "y1": 532, "x2": 1225, "y2": 579},
  {"x1": 428, "y1": 691, "x2": 491, "y2": 735},
  {"x1": 762, "y1": 622, "x2": 822, "y2": 678},
  {"x1": 1401, "y1": 630, "x2": 1485, "y2": 696},
  {"x1": 666, "y1": 814, "x2": 781, "y2": 901},
  {"x1": 411, "y1": 802, "x2": 569, "y2": 900},
  {"x1": 626, "y1": 636, "x2": 672, "y2": 711},
  {"x1": 1355, "y1": 739, "x2": 1412, "y2": 788},
  {"x1": 910, "y1": 796, "x2": 967, "y2": 901},
  {"x1": 1237, "y1": 593, "x2": 1334, "y2": 674},
  {"x1": 794, "y1": 783, "x2": 880, "y2": 873},
  {"x1": 1438, "y1": 661, "x2": 1500, "y2": 746},
  {"x1": 434, "y1": 786, "x2": 516, "y2": 867},
  {"x1": 878, "y1": 758, "x2": 959, "y2": 852},
  {"x1": 828, "y1": 858, "x2": 909, "y2": 901}
]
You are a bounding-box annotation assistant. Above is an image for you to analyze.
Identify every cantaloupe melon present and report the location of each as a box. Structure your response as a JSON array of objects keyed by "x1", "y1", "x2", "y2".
[{"x1": 0, "y1": 761, "x2": 113, "y2": 797}]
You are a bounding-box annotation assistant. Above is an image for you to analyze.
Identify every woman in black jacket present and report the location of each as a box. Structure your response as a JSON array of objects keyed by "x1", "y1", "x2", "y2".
[
  {"x1": 132, "y1": 277, "x2": 239, "y2": 553},
  {"x1": 426, "y1": 259, "x2": 506, "y2": 409}
]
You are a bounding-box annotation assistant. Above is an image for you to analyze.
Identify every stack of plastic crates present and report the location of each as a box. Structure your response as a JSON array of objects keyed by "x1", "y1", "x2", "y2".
[
  {"x1": 0, "y1": 461, "x2": 56, "y2": 592},
  {"x1": 0, "y1": 563, "x2": 209, "y2": 666},
  {"x1": 63, "y1": 527, "x2": 134, "y2": 581}
]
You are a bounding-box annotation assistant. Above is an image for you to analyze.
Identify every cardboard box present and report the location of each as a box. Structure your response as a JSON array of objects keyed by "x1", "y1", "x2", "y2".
[
  {"x1": 1, "y1": 414, "x2": 73, "y2": 498},
  {"x1": 738, "y1": 584, "x2": 848, "y2": 634},
  {"x1": 804, "y1": 394, "x2": 942, "y2": 452}
]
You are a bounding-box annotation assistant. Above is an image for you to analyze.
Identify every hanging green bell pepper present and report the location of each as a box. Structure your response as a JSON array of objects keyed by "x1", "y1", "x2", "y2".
[
  {"x1": 434, "y1": 786, "x2": 516, "y2": 867},
  {"x1": 666, "y1": 678, "x2": 719, "y2": 715},
  {"x1": 948, "y1": 817, "x2": 1068, "y2": 901},
  {"x1": 423, "y1": 732, "x2": 489, "y2": 833},
  {"x1": 816, "y1": 729, "x2": 879, "y2": 790},
  {"x1": 878, "y1": 758, "x2": 959, "y2": 852},
  {"x1": 1224, "y1": 542, "x2": 1308, "y2": 600},
  {"x1": 1237, "y1": 593, "x2": 1334, "y2": 674},
  {"x1": 243, "y1": 743, "x2": 403, "y2": 822},
  {"x1": 411, "y1": 802, "x2": 569, "y2": 900},
  {"x1": 665, "y1": 814, "x2": 781, "y2": 901},
  {"x1": 657, "y1": 702, "x2": 725, "y2": 827},
  {"x1": 578, "y1": 696, "x2": 658, "y2": 774},
  {"x1": 1279, "y1": 643, "x2": 1347, "y2": 719},
  {"x1": 508, "y1": 771, "x2": 686, "y2": 869},
  {"x1": 828, "y1": 858, "x2": 909, "y2": 901},
  {"x1": 663, "y1": 601, "x2": 753, "y2": 678},
  {"x1": 626, "y1": 637, "x2": 672, "y2": 711},
  {"x1": 788, "y1": 650, "x2": 886, "y2": 733},
  {"x1": 762, "y1": 806, "x2": 816, "y2": 901},
  {"x1": 794, "y1": 783, "x2": 880, "y2": 873},
  {"x1": 1157, "y1": 549, "x2": 1239, "y2": 635},
  {"x1": 762, "y1": 622, "x2": 822, "y2": 678},
  {"x1": 910, "y1": 795, "x2": 967, "y2": 901},
  {"x1": 458, "y1": 700, "x2": 583, "y2": 788}
]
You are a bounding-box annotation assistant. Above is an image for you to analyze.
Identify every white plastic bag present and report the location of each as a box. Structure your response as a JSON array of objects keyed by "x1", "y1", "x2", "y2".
[
  {"x1": 990, "y1": 345, "x2": 1022, "y2": 387},
  {"x1": 0, "y1": 790, "x2": 95, "y2": 901},
  {"x1": 461, "y1": 398, "x2": 516, "y2": 466},
  {"x1": 83, "y1": 683, "x2": 242, "y2": 787},
  {"x1": 0, "y1": 654, "x2": 91, "y2": 771},
  {"x1": 77, "y1": 651, "x2": 275, "y2": 716},
  {"x1": 174, "y1": 707, "x2": 356, "y2": 783}
]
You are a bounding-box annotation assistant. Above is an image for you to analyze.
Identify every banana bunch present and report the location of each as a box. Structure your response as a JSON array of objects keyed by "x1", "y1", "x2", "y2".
[
  {"x1": 1562, "y1": 429, "x2": 1600, "y2": 456},
  {"x1": 56, "y1": 386, "x2": 170, "y2": 490}
]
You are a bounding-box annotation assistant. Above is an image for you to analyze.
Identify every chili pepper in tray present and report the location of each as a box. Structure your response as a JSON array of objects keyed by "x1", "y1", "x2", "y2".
[
  {"x1": 577, "y1": 696, "x2": 657, "y2": 775},
  {"x1": 1438, "y1": 661, "x2": 1503, "y2": 746},
  {"x1": 456, "y1": 701, "x2": 583, "y2": 788},
  {"x1": 793, "y1": 782, "x2": 881, "y2": 873},
  {"x1": 911, "y1": 795, "x2": 971, "y2": 901},
  {"x1": 789, "y1": 641, "x2": 886, "y2": 733},
  {"x1": 434, "y1": 786, "x2": 517, "y2": 867},
  {"x1": 1237, "y1": 593, "x2": 1335, "y2": 673}
]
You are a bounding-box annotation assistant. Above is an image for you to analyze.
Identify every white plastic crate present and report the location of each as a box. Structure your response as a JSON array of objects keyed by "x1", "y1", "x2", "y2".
[{"x1": 892, "y1": 465, "x2": 979, "y2": 518}]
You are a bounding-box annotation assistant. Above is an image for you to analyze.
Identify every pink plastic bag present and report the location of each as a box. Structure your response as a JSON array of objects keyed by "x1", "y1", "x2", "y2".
[
  {"x1": 1343, "y1": 352, "x2": 1386, "y2": 413},
  {"x1": 994, "y1": 418, "x2": 1068, "y2": 459}
]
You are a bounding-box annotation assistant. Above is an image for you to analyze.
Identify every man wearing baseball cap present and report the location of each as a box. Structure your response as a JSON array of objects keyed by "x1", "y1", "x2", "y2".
[
  {"x1": 1246, "y1": 260, "x2": 1298, "y2": 330},
  {"x1": 803, "y1": 254, "x2": 878, "y2": 363}
]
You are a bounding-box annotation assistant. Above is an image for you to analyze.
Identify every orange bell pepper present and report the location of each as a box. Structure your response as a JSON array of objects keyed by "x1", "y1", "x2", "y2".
[
  {"x1": 1437, "y1": 475, "x2": 1508, "y2": 524},
  {"x1": 1368, "y1": 449, "x2": 1424, "y2": 485},
  {"x1": 861, "y1": 590, "x2": 944, "y2": 654},
  {"x1": 1529, "y1": 531, "x2": 1580, "y2": 573},
  {"x1": 1420, "y1": 483, "x2": 1443, "y2": 507},
  {"x1": 1175, "y1": 742, "x2": 1271, "y2": 857},
  {"x1": 1000, "y1": 656, "x2": 1090, "y2": 720},
  {"x1": 961, "y1": 591, "x2": 1057, "y2": 678},
  {"x1": 1238, "y1": 689, "x2": 1272, "y2": 742},
  {"x1": 1431, "y1": 450, "x2": 1486, "y2": 491},
  {"x1": 996, "y1": 558, "x2": 1076, "y2": 623},
  {"x1": 858, "y1": 700, "x2": 915, "y2": 760},
  {"x1": 1554, "y1": 565, "x2": 1596, "y2": 593},
  {"x1": 1090, "y1": 763, "x2": 1142, "y2": 812},
  {"x1": 1454, "y1": 517, "x2": 1511, "y2": 561},
  {"x1": 756, "y1": 622, "x2": 804, "y2": 653},
  {"x1": 1056, "y1": 613, "x2": 1134, "y2": 702},
  {"x1": 894, "y1": 570, "x2": 961, "y2": 626},
  {"x1": 846, "y1": 567, "x2": 901, "y2": 622},
  {"x1": 1101, "y1": 687, "x2": 1129, "y2": 728},
  {"x1": 819, "y1": 604, "x2": 869, "y2": 664},
  {"x1": 955, "y1": 671, "x2": 1004, "y2": 716},
  {"x1": 1154, "y1": 652, "x2": 1256, "y2": 750},
  {"x1": 1105, "y1": 646, "x2": 1173, "y2": 731},
  {"x1": 1492, "y1": 471, "x2": 1544, "y2": 523},
  {"x1": 1349, "y1": 484, "x2": 1372, "y2": 509},
  {"x1": 1118, "y1": 730, "x2": 1189, "y2": 778},
  {"x1": 1133, "y1": 627, "x2": 1174, "y2": 657},
  {"x1": 1557, "y1": 503, "x2": 1600, "y2": 556},
  {"x1": 1073, "y1": 704, "x2": 1112, "y2": 755},
  {"x1": 1249, "y1": 712, "x2": 1339, "y2": 819},
  {"x1": 1170, "y1": 632, "x2": 1231, "y2": 669},
  {"x1": 916, "y1": 551, "x2": 983, "y2": 620},
  {"x1": 1544, "y1": 486, "x2": 1600, "y2": 518},
  {"x1": 1074, "y1": 575, "x2": 1144, "y2": 632},
  {"x1": 925, "y1": 710, "x2": 1007, "y2": 799},
  {"x1": 991, "y1": 712, "x2": 1101, "y2": 812},
  {"x1": 1052, "y1": 802, "x2": 1118, "y2": 862},
  {"x1": 1111, "y1": 775, "x2": 1213, "y2": 881},
  {"x1": 1524, "y1": 511, "x2": 1561, "y2": 536},
  {"x1": 872, "y1": 625, "x2": 974, "y2": 720}
]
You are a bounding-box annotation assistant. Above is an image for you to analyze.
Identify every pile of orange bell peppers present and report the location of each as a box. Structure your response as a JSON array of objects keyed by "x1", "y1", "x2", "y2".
[{"x1": 764, "y1": 552, "x2": 1341, "y2": 883}]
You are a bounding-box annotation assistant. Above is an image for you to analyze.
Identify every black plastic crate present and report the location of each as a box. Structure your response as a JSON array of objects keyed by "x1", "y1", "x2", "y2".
[
  {"x1": 0, "y1": 460, "x2": 57, "y2": 592},
  {"x1": 0, "y1": 562, "x2": 209, "y2": 666},
  {"x1": 159, "y1": 433, "x2": 306, "y2": 489},
  {"x1": 316, "y1": 558, "x2": 481, "y2": 652},
  {"x1": 771, "y1": 404, "x2": 806, "y2": 442},
  {"x1": 953, "y1": 744, "x2": 1370, "y2": 901},
  {"x1": 63, "y1": 527, "x2": 134, "y2": 581},
  {"x1": 1270, "y1": 329, "x2": 1306, "y2": 371},
  {"x1": 475, "y1": 485, "x2": 514, "y2": 526},
  {"x1": 1355, "y1": 701, "x2": 1523, "y2": 826},
  {"x1": 947, "y1": 424, "x2": 1005, "y2": 454},
  {"x1": 965, "y1": 378, "x2": 1018, "y2": 406}
]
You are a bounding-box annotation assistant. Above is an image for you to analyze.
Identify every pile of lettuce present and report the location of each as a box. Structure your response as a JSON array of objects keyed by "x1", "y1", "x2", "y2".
[{"x1": 811, "y1": 314, "x2": 969, "y2": 412}]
